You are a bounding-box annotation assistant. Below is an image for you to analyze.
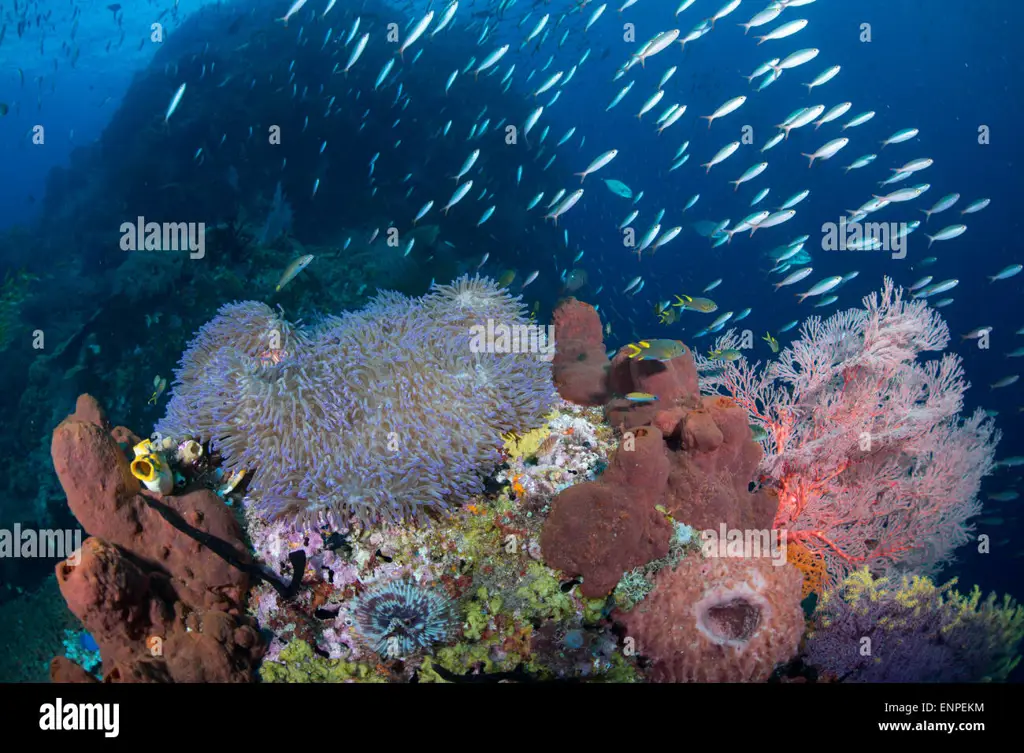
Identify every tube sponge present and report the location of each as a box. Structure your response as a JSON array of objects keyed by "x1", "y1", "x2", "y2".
[{"x1": 156, "y1": 276, "x2": 556, "y2": 528}]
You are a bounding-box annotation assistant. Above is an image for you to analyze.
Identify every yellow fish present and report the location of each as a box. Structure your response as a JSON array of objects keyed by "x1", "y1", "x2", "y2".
[
  {"x1": 657, "y1": 307, "x2": 679, "y2": 325},
  {"x1": 672, "y1": 294, "x2": 718, "y2": 313},
  {"x1": 708, "y1": 348, "x2": 743, "y2": 362},
  {"x1": 275, "y1": 254, "x2": 314, "y2": 292},
  {"x1": 624, "y1": 339, "x2": 688, "y2": 361},
  {"x1": 625, "y1": 392, "x2": 659, "y2": 403},
  {"x1": 148, "y1": 375, "x2": 167, "y2": 404},
  {"x1": 762, "y1": 332, "x2": 779, "y2": 353}
]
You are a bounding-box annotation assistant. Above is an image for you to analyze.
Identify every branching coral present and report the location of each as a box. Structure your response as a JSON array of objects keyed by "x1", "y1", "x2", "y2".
[
  {"x1": 805, "y1": 568, "x2": 1024, "y2": 682},
  {"x1": 156, "y1": 275, "x2": 556, "y2": 528},
  {"x1": 697, "y1": 278, "x2": 999, "y2": 587}
]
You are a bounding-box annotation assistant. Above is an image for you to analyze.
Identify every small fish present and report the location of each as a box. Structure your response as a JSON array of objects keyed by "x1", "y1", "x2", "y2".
[
  {"x1": 990, "y1": 375, "x2": 1019, "y2": 390},
  {"x1": 672, "y1": 295, "x2": 718, "y2": 313},
  {"x1": 961, "y1": 198, "x2": 991, "y2": 215},
  {"x1": 762, "y1": 332, "x2": 779, "y2": 353},
  {"x1": 624, "y1": 339, "x2": 688, "y2": 362},
  {"x1": 798, "y1": 276, "x2": 843, "y2": 303},
  {"x1": 708, "y1": 348, "x2": 743, "y2": 362},
  {"x1": 413, "y1": 201, "x2": 434, "y2": 225},
  {"x1": 399, "y1": 10, "x2": 434, "y2": 59},
  {"x1": 700, "y1": 96, "x2": 746, "y2": 128},
  {"x1": 880, "y1": 127, "x2": 919, "y2": 148},
  {"x1": 576, "y1": 149, "x2": 618, "y2": 182},
  {"x1": 988, "y1": 491, "x2": 1020, "y2": 502},
  {"x1": 920, "y1": 193, "x2": 960, "y2": 223},
  {"x1": 275, "y1": 254, "x2": 314, "y2": 292},
  {"x1": 802, "y1": 138, "x2": 849, "y2": 167},
  {"x1": 990, "y1": 265, "x2": 1022, "y2": 283},
  {"x1": 803, "y1": 65, "x2": 841, "y2": 92},
  {"x1": 962, "y1": 326, "x2": 993, "y2": 340},
  {"x1": 148, "y1": 375, "x2": 167, "y2": 405},
  {"x1": 749, "y1": 424, "x2": 769, "y2": 442},
  {"x1": 774, "y1": 267, "x2": 813, "y2": 290},
  {"x1": 604, "y1": 179, "x2": 633, "y2": 198},
  {"x1": 165, "y1": 82, "x2": 186, "y2": 122},
  {"x1": 756, "y1": 19, "x2": 809, "y2": 45},
  {"x1": 994, "y1": 457, "x2": 1024, "y2": 468},
  {"x1": 625, "y1": 392, "x2": 659, "y2": 403},
  {"x1": 702, "y1": 141, "x2": 740, "y2": 173},
  {"x1": 925, "y1": 224, "x2": 967, "y2": 248},
  {"x1": 276, "y1": 0, "x2": 308, "y2": 26}
]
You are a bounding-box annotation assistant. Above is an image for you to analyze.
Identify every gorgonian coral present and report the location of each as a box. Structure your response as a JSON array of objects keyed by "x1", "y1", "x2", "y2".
[
  {"x1": 350, "y1": 578, "x2": 454, "y2": 659},
  {"x1": 697, "y1": 278, "x2": 999, "y2": 586},
  {"x1": 805, "y1": 568, "x2": 1024, "y2": 682},
  {"x1": 156, "y1": 276, "x2": 555, "y2": 527}
]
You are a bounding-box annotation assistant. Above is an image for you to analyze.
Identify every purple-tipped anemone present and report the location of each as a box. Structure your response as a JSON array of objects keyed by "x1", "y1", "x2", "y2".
[{"x1": 155, "y1": 276, "x2": 556, "y2": 527}]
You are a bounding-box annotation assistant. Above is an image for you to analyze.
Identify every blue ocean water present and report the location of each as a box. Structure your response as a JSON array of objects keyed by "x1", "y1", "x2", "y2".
[{"x1": 0, "y1": 0, "x2": 1021, "y2": 681}]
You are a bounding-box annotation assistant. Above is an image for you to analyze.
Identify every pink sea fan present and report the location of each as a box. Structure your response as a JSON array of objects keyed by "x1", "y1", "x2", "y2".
[
  {"x1": 697, "y1": 278, "x2": 999, "y2": 587},
  {"x1": 156, "y1": 276, "x2": 556, "y2": 528}
]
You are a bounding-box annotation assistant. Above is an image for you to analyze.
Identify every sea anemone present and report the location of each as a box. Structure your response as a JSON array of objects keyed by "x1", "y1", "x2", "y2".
[
  {"x1": 350, "y1": 578, "x2": 454, "y2": 659},
  {"x1": 155, "y1": 276, "x2": 555, "y2": 528}
]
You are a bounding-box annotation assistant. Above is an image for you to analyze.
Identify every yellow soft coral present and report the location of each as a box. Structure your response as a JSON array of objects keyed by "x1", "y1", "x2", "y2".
[
  {"x1": 815, "y1": 568, "x2": 1024, "y2": 681},
  {"x1": 501, "y1": 410, "x2": 559, "y2": 459}
]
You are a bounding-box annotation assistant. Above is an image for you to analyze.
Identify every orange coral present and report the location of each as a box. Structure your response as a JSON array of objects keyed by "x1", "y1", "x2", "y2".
[{"x1": 787, "y1": 538, "x2": 827, "y2": 600}]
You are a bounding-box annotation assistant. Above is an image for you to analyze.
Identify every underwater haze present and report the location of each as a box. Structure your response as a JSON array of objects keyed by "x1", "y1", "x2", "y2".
[{"x1": 0, "y1": 0, "x2": 1022, "y2": 685}]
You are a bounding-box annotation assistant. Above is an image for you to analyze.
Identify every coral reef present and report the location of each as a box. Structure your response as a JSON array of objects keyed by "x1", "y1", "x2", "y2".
[
  {"x1": 805, "y1": 568, "x2": 1024, "y2": 682},
  {"x1": 156, "y1": 275, "x2": 556, "y2": 528},
  {"x1": 249, "y1": 398, "x2": 639, "y2": 683},
  {"x1": 49, "y1": 395, "x2": 264, "y2": 682}
]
